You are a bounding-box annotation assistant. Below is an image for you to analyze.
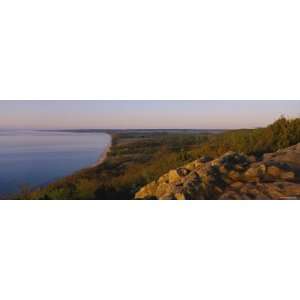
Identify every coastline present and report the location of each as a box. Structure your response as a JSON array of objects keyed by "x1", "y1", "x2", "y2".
[
  {"x1": 92, "y1": 134, "x2": 112, "y2": 167},
  {"x1": 7, "y1": 132, "x2": 113, "y2": 198}
]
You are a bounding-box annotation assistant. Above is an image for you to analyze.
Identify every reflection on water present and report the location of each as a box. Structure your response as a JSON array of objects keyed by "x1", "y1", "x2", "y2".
[{"x1": 0, "y1": 130, "x2": 111, "y2": 196}]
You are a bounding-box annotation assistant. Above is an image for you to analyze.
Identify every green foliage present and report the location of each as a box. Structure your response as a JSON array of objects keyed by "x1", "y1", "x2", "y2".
[{"x1": 190, "y1": 117, "x2": 300, "y2": 158}]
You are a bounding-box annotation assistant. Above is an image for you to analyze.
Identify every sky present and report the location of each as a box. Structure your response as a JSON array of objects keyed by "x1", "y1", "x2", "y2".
[{"x1": 0, "y1": 100, "x2": 299, "y2": 130}]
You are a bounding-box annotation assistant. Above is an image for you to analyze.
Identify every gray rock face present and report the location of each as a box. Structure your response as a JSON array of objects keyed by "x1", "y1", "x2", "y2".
[{"x1": 135, "y1": 143, "x2": 300, "y2": 200}]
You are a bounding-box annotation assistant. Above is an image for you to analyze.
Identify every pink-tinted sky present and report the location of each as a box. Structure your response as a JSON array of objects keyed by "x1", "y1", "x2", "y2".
[{"x1": 0, "y1": 100, "x2": 299, "y2": 129}]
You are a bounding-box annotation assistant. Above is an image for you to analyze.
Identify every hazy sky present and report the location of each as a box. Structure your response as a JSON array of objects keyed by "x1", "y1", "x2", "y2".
[{"x1": 0, "y1": 101, "x2": 298, "y2": 129}]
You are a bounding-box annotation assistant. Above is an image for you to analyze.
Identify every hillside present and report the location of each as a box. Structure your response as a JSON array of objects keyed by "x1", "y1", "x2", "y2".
[
  {"x1": 135, "y1": 143, "x2": 300, "y2": 200},
  {"x1": 18, "y1": 117, "x2": 300, "y2": 200},
  {"x1": 188, "y1": 116, "x2": 300, "y2": 158}
]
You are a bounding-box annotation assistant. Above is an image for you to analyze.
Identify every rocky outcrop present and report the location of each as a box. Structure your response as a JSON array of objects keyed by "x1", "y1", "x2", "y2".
[{"x1": 135, "y1": 144, "x2": 300, "y2": 200}]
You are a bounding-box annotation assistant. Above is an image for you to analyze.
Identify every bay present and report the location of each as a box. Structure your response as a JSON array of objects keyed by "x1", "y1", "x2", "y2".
[{"x1": 0, "y1": 130, "x2": 111, "y2": 196}]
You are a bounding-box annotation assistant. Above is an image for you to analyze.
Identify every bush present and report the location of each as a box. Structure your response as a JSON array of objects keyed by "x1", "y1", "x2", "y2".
[{"x1": 190, "y1": 117, "x2": 300, "y2": 158}]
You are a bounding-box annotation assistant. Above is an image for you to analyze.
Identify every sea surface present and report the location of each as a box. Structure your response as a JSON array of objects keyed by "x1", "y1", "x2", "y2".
[{"x1": 0, "y1": 130, "x2": 111, "y2": 196}]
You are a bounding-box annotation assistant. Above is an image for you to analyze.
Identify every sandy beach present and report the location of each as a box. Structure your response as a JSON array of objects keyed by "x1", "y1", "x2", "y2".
[{"x1": 92, "y1": 134, "x2": 112, "y2": 167}]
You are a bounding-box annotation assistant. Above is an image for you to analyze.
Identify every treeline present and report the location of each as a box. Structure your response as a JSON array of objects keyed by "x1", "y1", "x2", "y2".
[{"x1": 189, "y1": 117, "x2": 300, "y2": 158}]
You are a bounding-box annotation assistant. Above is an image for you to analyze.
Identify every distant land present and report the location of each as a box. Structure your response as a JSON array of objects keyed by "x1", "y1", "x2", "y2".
[{"x1": 40, "y1": 129, "x2": 228, "y2": 134}]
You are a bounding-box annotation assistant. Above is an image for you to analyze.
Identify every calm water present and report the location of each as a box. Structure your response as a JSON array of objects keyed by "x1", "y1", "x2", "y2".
[{"x1": 0, "y1": 130, "x2": 111, "y2": 196}]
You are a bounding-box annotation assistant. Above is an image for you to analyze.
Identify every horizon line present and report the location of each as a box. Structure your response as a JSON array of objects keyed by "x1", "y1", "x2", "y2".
[{"x1": 0, "y1": 127, "x2": 263, "y2": 131}]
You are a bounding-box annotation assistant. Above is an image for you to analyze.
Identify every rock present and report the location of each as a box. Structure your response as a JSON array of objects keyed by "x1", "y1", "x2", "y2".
[
  {"x1": 263, "y1": 143, "x2": 300, "y2": 166},
  {"x1": 160, "y1": 193, "x2": 175, "y2": 200},
  {"x1": 230, "y1": 181, "x2": 244, "y2": 190},
  {"x1": 213, "y1": 186, "x2": 224, "y2": 195},
  {"x1": 193, "y1": 159, "x2": 206, "y2": 168},
  {"x1": 175, "y1": 193, "x2": 188, "y2": 200},
  {"x1": 244, "y1": 188, "x2": 269, "y2": 200},
  {"x1": 265, "y1": 164, "x2": 296, "y2": 181},
  {"x1": 279, "y1": 182, "x2": 300, "y2": 197},
  {"x1": 177, "y1": 168, "x2": 190, "y2": 177},
  {"x1": 234, "y1": 164, "x2": 246, "y2": 171},
  {"x1": 263, "y1": 183, "x2": 287, "y2": 199},
  {"x1": 267, "y1": 165, "x2": 282, "y2": 177},
  {"x1": 184, "y1": 171, "x2": 201, "y2": 183},
  {"x1": 239, "y1": 194, "x2": 253, "y2": 200},
  {"x1": 220, "y1": 151, "x2": 235, "y2": 159},
  {"x1": 135, "y1": 144, "x2": 300, "y2": 200},
  {"x1": 263, "y1": 153, "x2": 275, "y2": 161},
  {"x1": 181, "y1": 172, "x2": 205, "y2": 199},
  {"x1": 244, "y1": 164, "x2": 266, "y2": 181},
  {"x1": 158, "y1": 173, "x2": 169, "y2": 184},
  {"x1": 199, "y1": 155, "x2": 213, "y2": 163},
  {"x1": 219, "y1": 152, "x2": 250, "y2": 170},
  {"x1": 248, "y1": 155, "x2": 257, "y2": 163},
  {"x1": 231, "y1": 183, "x2": 269, "y2": 199},
  {"x1": 135, "y1": 181, "x2": 158, "y2": 199},
  {"x1": 168, "y1": 170, "x2": 182, "y2": 183},
  {"x1": 219, "y1": 190, "x2": 241, "y2": 200},
  {"x1": 156, "y1": 183, "x2": 172, "y2": 198},
  {"x1": 228, "y1": 170, "x2": 242, "y2": 181},
  {"x1": 194, "y1": 164, "x2": 211, "y2": 178},
  {"x1": 219, "y1": 164, "x2": 228, "y2": 174},
  {"x1": 168, "y1": 168, "x2": 189, "y2": 183},
  {"x1": 280, "y1": 171, "x2": 295, "y2": 181},
  {"x1": 185, "y1": 161, "x2": 197, "y2": 171}
]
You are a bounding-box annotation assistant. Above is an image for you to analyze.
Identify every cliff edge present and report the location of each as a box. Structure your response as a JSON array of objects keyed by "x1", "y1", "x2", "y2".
[{"x1": 135, "y1": 143, "x2": 300, "y2": 200}]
